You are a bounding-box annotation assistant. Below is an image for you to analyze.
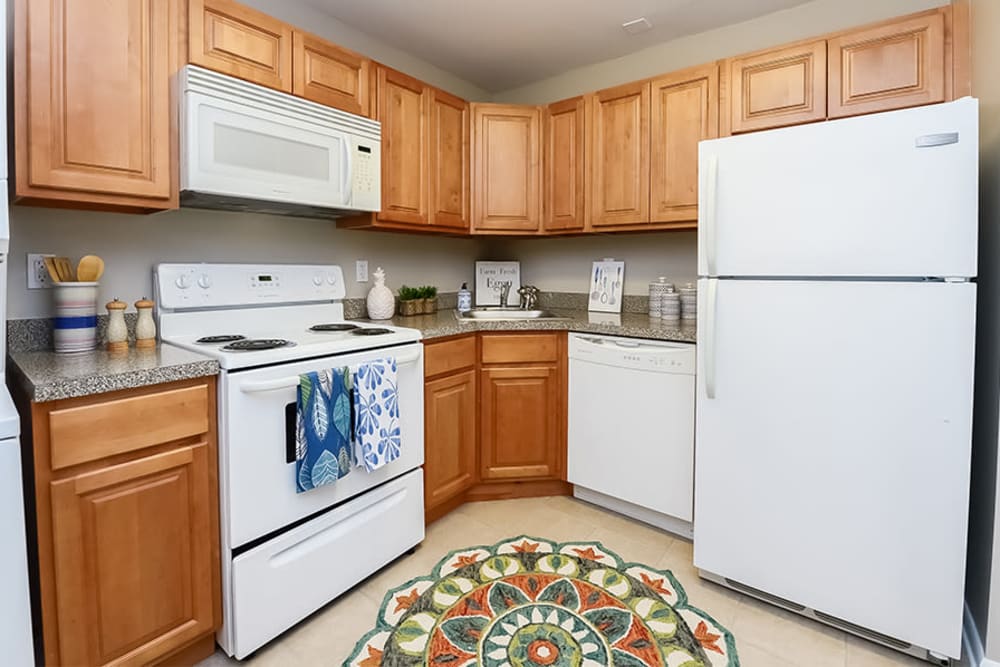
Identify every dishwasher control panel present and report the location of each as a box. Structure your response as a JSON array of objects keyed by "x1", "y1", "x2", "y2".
[{"x1": 568, "y1": 334, "x2": 695, "y2": 374}]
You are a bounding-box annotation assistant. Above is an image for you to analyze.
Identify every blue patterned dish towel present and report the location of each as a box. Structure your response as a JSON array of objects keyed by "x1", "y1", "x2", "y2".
[
  {"x1": 295, "y1": 368, "x2": 353, "y2": 493},
  {"x1": 353, "y1": 358, "x2": 401, "y2": 472}
]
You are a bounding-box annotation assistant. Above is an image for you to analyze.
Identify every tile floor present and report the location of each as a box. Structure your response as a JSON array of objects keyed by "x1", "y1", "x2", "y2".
[{"x1": 197, "y1": 495, "x2": 927, "y2": 667}]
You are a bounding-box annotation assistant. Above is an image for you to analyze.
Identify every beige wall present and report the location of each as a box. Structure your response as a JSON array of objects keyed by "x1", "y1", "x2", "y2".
[
  {"x1": 492, "y1": 0, "x2": 945, "y2": 105},
  {"x1": 491, "y1": 232, "x2": 697, "y2": 297},
  {"x1": 239, "y1": 0, "x2": 488, "y2": 101},
  {"x1": 7, "y1": 207, "x2": 484, "y2": 319},
  {"x1": 969, "y1": 0, "x2": 1000, "y2": 661}
]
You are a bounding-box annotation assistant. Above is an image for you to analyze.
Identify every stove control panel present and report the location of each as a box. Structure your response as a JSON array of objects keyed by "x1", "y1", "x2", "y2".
[{"x1": 156, "y1": 264, "x2": 346, "y2": 310}]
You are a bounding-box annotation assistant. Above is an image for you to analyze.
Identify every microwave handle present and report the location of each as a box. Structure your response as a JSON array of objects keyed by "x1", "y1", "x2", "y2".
[
  {"x1": 341, "y1": 139, "x2": 352, "y2": 206},
  {"x1": 240, "y1": 348, "x2": 422, "y2": 394}
]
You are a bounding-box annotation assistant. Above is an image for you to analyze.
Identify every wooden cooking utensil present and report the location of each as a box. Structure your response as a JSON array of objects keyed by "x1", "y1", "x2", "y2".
[
  {"x1": 42, "y1": 257, "x2": 62, "y2": 283},
  {"x1": 55, "y1": 257, "x2": 74, "y2": 282},
  {"x1": 76, "y1": 255, "x2": 105, "y2": 282}
]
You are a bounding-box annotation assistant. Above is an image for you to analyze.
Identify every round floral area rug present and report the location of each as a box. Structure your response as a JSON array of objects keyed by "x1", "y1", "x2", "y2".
[{"x1": 345, "y1": 536, "x2": 739, "y2": 667}]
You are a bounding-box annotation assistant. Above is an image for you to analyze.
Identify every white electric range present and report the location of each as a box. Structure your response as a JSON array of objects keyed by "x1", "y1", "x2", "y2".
[{"x1": 156, "y1": 263, "x2": 425, "y2": 659}]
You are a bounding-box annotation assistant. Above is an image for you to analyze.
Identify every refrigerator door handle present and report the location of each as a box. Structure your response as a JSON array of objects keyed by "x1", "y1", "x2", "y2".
[
  {"x1": 704, "y1": 278, "x2": 719, "y2": 399},
  {"x1": 703, "y1": 154, "x2": 719, "y2": 276}
]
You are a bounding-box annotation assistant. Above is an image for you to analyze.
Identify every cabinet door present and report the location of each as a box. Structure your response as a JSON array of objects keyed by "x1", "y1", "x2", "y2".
[
  {"x1": 425, "y1": 370, "x2": 477, "y2": 511},
  {"x1": 472, "y1": 104, "x2": 543, "y2": 233},
  {"x1": 480, "y1": 365, "x2": 561, "y2": 481},
  {"x1": 15, "y1": 0, "x2": 177, "y2": 210},
  {"x1": 828, "y1": 13, "x2": 945, "y2": 119},
  {"x1": 292, "y1": 31, "x2": 370, "y2": 116},
  {"x1": 727, "y1": 41, "x2": 827, "y2": 133},
  {"x1": 48, "y1": 444, "x2": 216, "y2": 666},
  {"x1": 376, "y1": 67, "x2": 430, "y2": 226},
  {"x1": 189, "y1": 0, "x2": 292, "y2": 91},
  {"x1": 650, "y1": 64, "x2": 719, "y2": 225},
  {"x1": 590, "y1": 82, "x2": 650, "y2": 227},
  {"x1": 429, "y1": 89, "x2": 470, "y2": 230},
  {"x1": 544, "y1": 96, "x2": 586, "y2": 232}
]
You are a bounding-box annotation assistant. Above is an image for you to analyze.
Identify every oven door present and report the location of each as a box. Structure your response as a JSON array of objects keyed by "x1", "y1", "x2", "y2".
[{"x1": 221, "y1": 342, "x2": 424, "y2": 548}]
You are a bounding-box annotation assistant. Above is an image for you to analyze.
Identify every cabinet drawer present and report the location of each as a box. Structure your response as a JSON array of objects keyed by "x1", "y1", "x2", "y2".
[
  {"x1": 49, "y1": 385, "x2": 210, "y2": 470},
  {"x1": 425, "y1": 336, "x2": 477, "y2": 377},
  {"x1": 481, "y1": 334, "x2": 559, "y2": 364}
]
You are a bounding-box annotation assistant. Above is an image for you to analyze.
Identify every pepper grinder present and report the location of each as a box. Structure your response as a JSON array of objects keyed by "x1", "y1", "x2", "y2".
[
  {"x1": 105, "y1": 299, "x2": 128, "y2": 353},
  {"x1": 134, "y1": 297, "x2": 157, "y2": 349}
]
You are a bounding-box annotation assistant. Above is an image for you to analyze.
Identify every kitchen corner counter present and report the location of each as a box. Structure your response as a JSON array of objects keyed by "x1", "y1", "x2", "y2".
[
  {"x1": 355, "y1": 309, "x2": 697, "y2": 343},
  {"x1": 9, "y1": 344, "x2": 220, "y2": 402}
]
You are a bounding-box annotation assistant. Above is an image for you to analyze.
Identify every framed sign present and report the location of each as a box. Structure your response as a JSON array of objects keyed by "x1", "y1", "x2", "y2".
[
  {"x1": 475, "y1": 261, "x2": 521, "y2": 306},
  {"x1": 588, "y1": 260, "x2": 625, "y2": 313}
]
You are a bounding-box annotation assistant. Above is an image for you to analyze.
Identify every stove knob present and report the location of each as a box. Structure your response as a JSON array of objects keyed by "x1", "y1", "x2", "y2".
[
  {"x1": 326, "y1": 274, "x2": 338, "y2": 286},
  {"x1": 197, "y1": 274, "x2": 213, "y2": 289},
  {"x1": 175, "y1": 274, "x2": 191, "y2": 289},
  {"x1": 312, "y1": 274, "x2": 323, "y2": 286}
]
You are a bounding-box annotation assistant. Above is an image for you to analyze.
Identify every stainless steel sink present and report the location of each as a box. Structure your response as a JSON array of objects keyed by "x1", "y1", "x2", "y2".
[{"x1": 459, "y1": 308, "x2": 566, "y2": 321}]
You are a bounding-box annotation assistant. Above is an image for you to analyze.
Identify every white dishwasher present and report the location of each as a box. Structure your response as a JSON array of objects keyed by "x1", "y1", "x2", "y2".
[{"x1": 567, "y1": 333, "x2": 696, "y2": 537}]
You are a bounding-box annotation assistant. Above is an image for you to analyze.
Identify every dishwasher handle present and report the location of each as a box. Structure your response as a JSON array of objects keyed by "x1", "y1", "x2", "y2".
[{"x1": 571, "y1": 335, "x2": 693, "y2": 355}]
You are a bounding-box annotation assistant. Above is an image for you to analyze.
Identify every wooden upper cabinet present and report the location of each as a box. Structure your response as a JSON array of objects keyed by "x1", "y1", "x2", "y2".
[
  {"x1": 292, "y1": 31, "x2": 370, "y2": 116},
  {"x1": 544, "y1": 97, "x2": 587, "y2": 232},
  {"x1": 49, "y1": 444, "x2": 217, "y2": 665},
  {"x1": 650, "y1": 64, "x2": 719, "y2": 226},
  {"x1": 377, "y1": 67, "x2": 430, "y2": 225},
  {"x1": 828, "y1": 12, "x2": 945, "y2": 119},
  {"x1": 727, "y1": 40, "x2": 827, "y2": 133},
  {"x1": 472, "y1": 104, "x2": 543, "y2": 233},
  {"x1": 189, "y1": 0, "x2": 292, "y2": 92},
  {"x1": 590, "y1": 81, "x2": 650, "y2": 227},
  {"x1": 429, "y1": 89, "x2": 470, "y2": 230},
  {"x1": 15, "y1": 0, "x2": 178, "y2": 211}
]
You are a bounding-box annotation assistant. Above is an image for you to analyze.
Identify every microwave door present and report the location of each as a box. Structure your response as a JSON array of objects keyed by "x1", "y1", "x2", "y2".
[{"x1": 186, "y1": 92, "x2": 351, "y2": 208}]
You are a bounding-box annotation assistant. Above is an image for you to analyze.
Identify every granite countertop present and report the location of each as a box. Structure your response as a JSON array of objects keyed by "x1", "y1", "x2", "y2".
[
  {"x1": 9, "y1": 344, "x2": 220, "y2": 402},
  {"x1": 354, "y1": 309, "x2": 697, "y2": 343}
]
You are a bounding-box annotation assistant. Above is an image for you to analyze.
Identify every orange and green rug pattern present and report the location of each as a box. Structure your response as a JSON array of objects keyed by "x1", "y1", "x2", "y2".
[{"x1": 345, "y1": 536, "x2": 739, "y2": 667}]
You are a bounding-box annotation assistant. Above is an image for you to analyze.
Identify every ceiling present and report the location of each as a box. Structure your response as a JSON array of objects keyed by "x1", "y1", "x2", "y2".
[{"x1": 304, "y1": 0, "x2": 815, "y2": 93}]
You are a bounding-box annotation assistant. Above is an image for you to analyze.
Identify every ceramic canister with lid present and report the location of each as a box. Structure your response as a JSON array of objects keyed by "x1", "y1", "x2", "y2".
[
  {"x1": 53, "y1": 282, "x2": 99, "y2": 353},
  {"x1": 648, "y1": 277, "x2": 674, "y2": 317}
]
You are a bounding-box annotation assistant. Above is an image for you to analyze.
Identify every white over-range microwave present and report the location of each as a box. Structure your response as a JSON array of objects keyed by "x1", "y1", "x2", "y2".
[{"x1": 180, "y1": 65, "x2": 380, "y2": 218}]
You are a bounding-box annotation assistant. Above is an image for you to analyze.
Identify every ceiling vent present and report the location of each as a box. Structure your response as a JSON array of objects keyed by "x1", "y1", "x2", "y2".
[{"x1": 622, "y1": 17, "x2": 653, "y2": 35}]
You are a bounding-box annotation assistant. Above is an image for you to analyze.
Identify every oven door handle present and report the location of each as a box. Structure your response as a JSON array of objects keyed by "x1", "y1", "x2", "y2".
[{"x1": 239, "y1": 349, "x2": 423, "y2": 394}]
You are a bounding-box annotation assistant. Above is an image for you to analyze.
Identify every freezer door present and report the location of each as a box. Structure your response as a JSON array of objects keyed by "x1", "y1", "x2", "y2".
[
  {"x1": 698, "y1": 98, "x2": 978, "y2": 278},
  {"x1": 694, "y1": 278, "x2": 975, "y2": 657}
]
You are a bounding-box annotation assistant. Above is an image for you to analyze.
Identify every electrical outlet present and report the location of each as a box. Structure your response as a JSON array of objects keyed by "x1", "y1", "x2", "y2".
[
  {"x1": 27, "y1": 253, "x2": 55, "y2": 289},
  {"x1": 356, "y1": 260, "x2": 369, "y2": 282}
]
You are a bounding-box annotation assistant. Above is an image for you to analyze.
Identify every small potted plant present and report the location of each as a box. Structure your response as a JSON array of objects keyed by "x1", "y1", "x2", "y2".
[
  {"x1": 398, "y1": 285, "x2": 421, "y2": 317},
  {"x1": 421, "y1": 285, "x2": 438, "y2": 314}
]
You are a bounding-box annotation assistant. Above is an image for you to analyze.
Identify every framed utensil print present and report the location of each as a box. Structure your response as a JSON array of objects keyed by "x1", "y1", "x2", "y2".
[{"x1": 588, "y1": 260, "x2": 624, "y2": 313}]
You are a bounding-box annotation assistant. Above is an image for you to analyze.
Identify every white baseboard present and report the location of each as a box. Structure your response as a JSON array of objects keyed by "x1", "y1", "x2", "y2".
[{"x1": 572, "y1": 486, "x2": 693, "y2": 539}]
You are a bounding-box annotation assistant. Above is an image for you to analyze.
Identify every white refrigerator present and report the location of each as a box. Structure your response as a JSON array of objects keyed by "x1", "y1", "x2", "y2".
[{"x1": 694, "y1": 97, "x2": 978, "y2": 662}]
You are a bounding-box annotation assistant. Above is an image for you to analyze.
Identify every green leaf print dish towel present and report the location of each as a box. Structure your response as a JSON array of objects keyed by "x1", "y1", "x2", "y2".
[{"x1": 295, "y1": 368, "x2": 353, "y2": 493}]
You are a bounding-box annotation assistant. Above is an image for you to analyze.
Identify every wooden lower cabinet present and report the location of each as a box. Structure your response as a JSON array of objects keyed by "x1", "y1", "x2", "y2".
[
  {"x1": 423, "y1": 333, "x2": 568, "y2": 523},
  {"x1": 479, "y1": 333, "x2": 565, "y2": 482},
  {"x1": 24, "y1": 377, "x2": 221, "y2": 667},
  {"x1": 480, "y1": 365, "x2": 562, "y2": 481},
  {"x1": 425, "y1": 370, "x2": 477, "y2": 516}
]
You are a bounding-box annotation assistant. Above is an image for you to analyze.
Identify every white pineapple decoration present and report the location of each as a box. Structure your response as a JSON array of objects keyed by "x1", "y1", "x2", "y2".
[{"x1": 366, "y1": 267, "x2": 395, "y2": 320}]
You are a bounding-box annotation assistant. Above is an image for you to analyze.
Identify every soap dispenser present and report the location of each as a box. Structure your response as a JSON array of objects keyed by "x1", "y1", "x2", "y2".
[{"x1": 457, "y1": 282, "x2": 472, "y2": 313}]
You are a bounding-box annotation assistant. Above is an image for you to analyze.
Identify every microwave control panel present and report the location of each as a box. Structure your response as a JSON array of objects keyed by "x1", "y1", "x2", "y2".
[{"x1": 351, "y1": 139, "x2": 381, "y2": 211}]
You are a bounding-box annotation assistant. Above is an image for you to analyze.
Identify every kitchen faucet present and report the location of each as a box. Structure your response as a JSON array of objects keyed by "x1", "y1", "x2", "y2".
[
  {"x1": 517, "y1": 285, "x2": 540, "y2": 310},
  {"x1": 498, "y1": 281, "x2": 512, "y2": 308}
]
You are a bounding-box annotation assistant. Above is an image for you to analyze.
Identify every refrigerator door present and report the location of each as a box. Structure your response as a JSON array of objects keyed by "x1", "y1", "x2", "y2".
[
  {"x1": 698, "y1": 98, "x2": 978, "y2": 279},
  {"x1": 695, "y1": 278, "x2": 975, "y2": 657}
]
